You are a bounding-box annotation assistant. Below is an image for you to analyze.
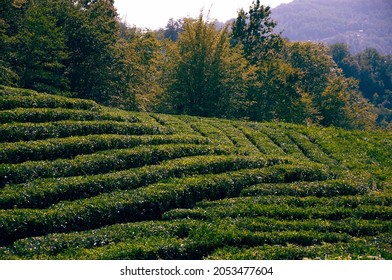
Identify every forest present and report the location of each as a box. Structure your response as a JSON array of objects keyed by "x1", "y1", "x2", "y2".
[{"x1": 1, "y1": 0, "x2": 391, "y2": 129}]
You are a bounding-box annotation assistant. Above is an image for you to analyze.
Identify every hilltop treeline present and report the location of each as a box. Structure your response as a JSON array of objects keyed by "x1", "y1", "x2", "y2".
[{"x1": 1, "y1": 0, "x2": 391, "y2": 129}]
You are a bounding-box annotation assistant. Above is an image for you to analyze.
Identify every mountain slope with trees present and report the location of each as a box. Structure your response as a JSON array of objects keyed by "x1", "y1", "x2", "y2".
[{"x1": 272, "y1": 0, "x2": 392, "y2": 55}]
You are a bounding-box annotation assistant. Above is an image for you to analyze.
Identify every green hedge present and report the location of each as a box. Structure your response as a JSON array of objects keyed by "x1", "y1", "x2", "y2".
[
  {"x1": 249, "y1": 123, "x2": 307, "y2": 159},
  {"x1": 0, "y1": 121, "x2": 165, "y2": 142},
  {"x1": 149, "y1": 114, "x2": 200, "y2": 135},
  {"x1": 164, "y1": 197, "x2": 392, "y2": 221},
  {"x1": 0, "y1": 162, "x2": 331, "y2": 245},
  {"x1": 0, "y1": 144, "x2": 233, "y2": 186},
  {"x1": 286, "y1": 130, "x2": 337, "y2": 165},
  {"x1": 204, "y1": 120, "x2": 260, "y2": 155},
  {"x1": 0, "y1": 108, "x2": 143, "y2": 124},
  {"x1": 0, "y1": 134, "x2": 209, "y2": 164},
  {"x1": 0, "y1": 86, "x2": 99, "y2": 110},
  {"x1": 0, "y1": 155, "x2": 292, "y2": 209},
  {"x1": 179, "y1": 116, "x2": 234, "y2": 146},
  {"x1": 233, "y1": 123, "x2": 287, "y2": 156},
  {"x1": 207, "y1": 240, "x2": 391, "y2": 260},
  {"x1": 241, "y1": 179, "x2": 372, "y2": 197},
  {"x1": 3, "y1": 219, "x2": 199, "y2": 259}
]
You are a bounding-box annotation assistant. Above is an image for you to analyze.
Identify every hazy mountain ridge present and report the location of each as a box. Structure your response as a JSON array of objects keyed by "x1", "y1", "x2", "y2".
[{"x1": 272, "y1": 0, "x2": 392, "y2": 54}]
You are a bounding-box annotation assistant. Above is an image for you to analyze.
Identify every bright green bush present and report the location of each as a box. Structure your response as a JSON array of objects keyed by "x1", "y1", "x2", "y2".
[
  {"x1": 0, "y1": 108, "x2": 144, "y2": 124},
  {"x1": 0, "y1": 86, "x2": 99, "y2": 110},
  {"x1": 0, "y1": 144, "x2": 234, "y2": 185},
  {"x1": 0, "y1": 155, "x2": 291, "y2": 209},
  {"x1": 0, "y1": 120, "x2": 165, "y2": 142},
  {"x1": 0, "y1": 134, "x2": 208, "y2": 164}
]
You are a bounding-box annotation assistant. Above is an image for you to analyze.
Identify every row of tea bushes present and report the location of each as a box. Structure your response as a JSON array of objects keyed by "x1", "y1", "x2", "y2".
[
  {"x1": 0, "y1": 108, "x2": 145, "y2": 124},
  {"x1": 0, "y1": 162, "x2": 330, "y2": 245},
  {"x1": 0, "y1": 134, "x2": 208, "y2": 164},
  {"x1": 4, "y1": 215, "x2": 390, "y2": 260},
  {"x1": 240, "y1": 179, "x2": 373, "y2": 197},
  {"x1": 0, "y1": 86, "x2": 99, "y2": 111},
  {"x1": 207, "y1": 239, "x2": 391, "y2": 260},
  {"x1": 0, "y1": 144, "x2": 234, "y2": 186},
  {"x1": 0, "y1": 120, "x2": 166, "y2": 142},
  {"x1": 0, "y1": 155, "x2": 293, "y2": 209}
]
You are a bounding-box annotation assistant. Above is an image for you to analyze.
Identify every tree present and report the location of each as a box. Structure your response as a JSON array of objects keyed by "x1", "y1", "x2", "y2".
[
  {"x1": 163, "y1": 18, "x2": 183, "y2": 42},
  {"x1": 0, "y1": 0, "x2": 28, "y2": 86},
  {"x1": 320, "y1": 77, "x2": 377, "y2": 129},
  {"x1": 11, "y1": 1, "x2": 69, "y2": 94},
  {"x1": 231, "y1": 0, "x2": 283, "y2": 64},
  {"x1": 114, "y1": 27, "x2": 165, "y2": 111},
  {"x1": 246, "y1": 57, "x2": 305, "y2": 123},
  {"x1": 285, "y1": 41, "x2": 377, "y2": 128},
  {"x1": 62, "y1": 0, "x2": 125, "y2": 102},
  {"x1": 231, "y1": 2, "x2": 305, "y2": 123},
  {"x1": 166, "y1": 15, "x2": 253, "y2": 118}
]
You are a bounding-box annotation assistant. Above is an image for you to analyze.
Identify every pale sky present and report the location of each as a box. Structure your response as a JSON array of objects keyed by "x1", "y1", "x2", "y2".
[{"x1": 114, "y1": 0, "x2": 294, "y2": 30}]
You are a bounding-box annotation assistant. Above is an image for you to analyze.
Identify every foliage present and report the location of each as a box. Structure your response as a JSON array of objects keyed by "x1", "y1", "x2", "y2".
[
  {"x1": 330, "y1": 44, "x2": 392, "y2": 127},
  {"x1": 165, "y1": 15, "x2": 253, "y2": 118},
  {"x1": 231, "y1": 0, "x2": 283, "y2": 63}
]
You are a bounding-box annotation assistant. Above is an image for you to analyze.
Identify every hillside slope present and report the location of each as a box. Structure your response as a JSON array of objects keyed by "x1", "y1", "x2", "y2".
[
  {"x1": 0, "y1": 86, "x2": 391, "y2": 260},
  {"x1": 272, "y1": 0, "x2": 392, "y2": 54}
]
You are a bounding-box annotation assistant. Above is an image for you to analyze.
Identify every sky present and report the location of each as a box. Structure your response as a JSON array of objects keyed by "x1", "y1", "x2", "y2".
[{"x1": 114, "y1": 0, "x2": 294, "y2": 30}]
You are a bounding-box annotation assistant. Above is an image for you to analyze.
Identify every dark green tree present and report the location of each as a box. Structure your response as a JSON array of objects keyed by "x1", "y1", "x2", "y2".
[
  {"x1": 163, "y1": 18, "x2": 183, "y2": 42},
  {"x1": 231, "y1": 0, "x2": 283, "y2": 63},
  {"x1": 12, "y1": 1, "x2": 69, "y2": 94},
  {"x1": 167, "y1": 15, "x2": 253, "y2": 118},
  {"x1": 286, "y1": 42, "x2": 377, "y2": 129}
]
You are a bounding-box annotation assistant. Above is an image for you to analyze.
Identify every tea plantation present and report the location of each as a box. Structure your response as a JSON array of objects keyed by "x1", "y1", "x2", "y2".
[{"x1": 0, "y1": 86, "x2": 391, "y2": 260}]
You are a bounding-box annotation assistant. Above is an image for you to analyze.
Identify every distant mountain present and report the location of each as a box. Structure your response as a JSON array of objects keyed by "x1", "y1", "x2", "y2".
[{"x1": 272, "y1": 0, "x2": 392, "y2": 54}]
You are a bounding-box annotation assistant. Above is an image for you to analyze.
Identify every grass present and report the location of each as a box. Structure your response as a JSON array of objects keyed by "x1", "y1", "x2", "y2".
[{"x1": 0, "y1": 85, "x2": 391, "y2": 260}]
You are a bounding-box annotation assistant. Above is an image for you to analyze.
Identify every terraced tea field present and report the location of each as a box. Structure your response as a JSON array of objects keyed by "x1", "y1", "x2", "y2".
[{"x1": 0, "y1": 86, "x2": 391, "y2": 259}]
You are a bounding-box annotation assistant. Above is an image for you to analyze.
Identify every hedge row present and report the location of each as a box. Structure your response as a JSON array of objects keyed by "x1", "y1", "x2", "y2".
[
  {"x1": 233, "y1": 217, "x2": 392, "y2": 237},
  {"x1": 0, "y1": 144, "x2": 234, "y2": 186},
  {"x1": 179, "y1": 116, "x2": 234, "y2": 146},
  {"x1": 0, "y1": 108, "x2": 143, "y2": 124},
  {"x1": 286, "y1": 130, "x2": 337, "y2": 165},
  {"x1": 240, "y1": 179, "x2": 372, "y2": 197},
  {"x1": 5, "y1": 216, "x2": 390, "y2": 259},
  {"x1": 0, "y1": 86, "x2": 99, "y2": 110},
  {"x1": 233, "y1": 123, "x2": 287, "y2": 156},
  {"x1": 300, "y1": 126, "x2": 392, "y2": 176},
  {"x1": 186, "y1": 193, "x2": 392, "y2": 210},
  {"x1": 249, "y1": 123, "x2": 308, "y2": 159},
  {"x1": 0, "y1": 162, "x2": 330, "y2": 244},
  {"x1": 164, "y1": 212, "x2": 392, "y2": 237},
  {"x1": 0, "y1": 155, "x2": 292, "y2": 209},
  {"x1": 0, "y1": 134, "x2": 209, "y2": 164},
  {"x1": 0, "y1": 224, "x2": 354, "y2": 260},
  {"x1": 149, "y1": 114, "x2": 200, "y2": 135},
  {"x1": 0, "y1": 120, "x2": 166, "y2": 142},
  {"x1": 205, "y1": 120, "x2": 261, "y2": 155},
  {"x1": 207, "y1": 240, "x2": 391, "y2": 260},
  {"x1": 2, "y1": 219, "x2": 199, "y2": 259},
  {"x1": 54, "y1": 230, "x2": 352, "y2": 260},
  {"x1": 163, "y1": 200, "x2": 392, "y2": 222}
]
